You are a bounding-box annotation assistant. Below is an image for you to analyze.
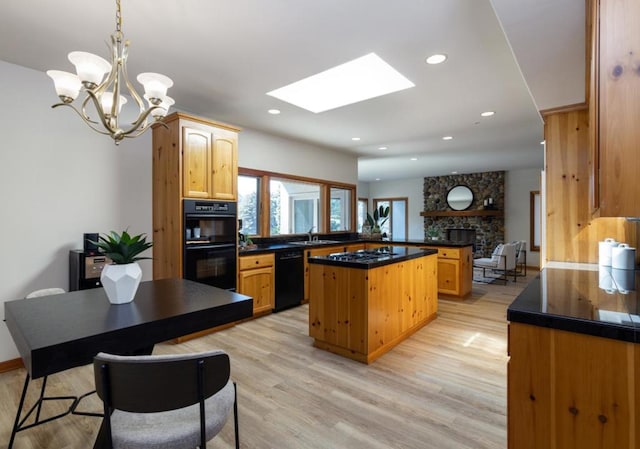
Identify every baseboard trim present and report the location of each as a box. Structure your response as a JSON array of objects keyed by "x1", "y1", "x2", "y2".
[{"x1": 0, "y1": 358, "x2": 23, "y2": 373}]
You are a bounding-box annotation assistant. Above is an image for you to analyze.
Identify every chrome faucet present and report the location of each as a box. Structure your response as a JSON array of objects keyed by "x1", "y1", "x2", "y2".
[{"x1": 307, "y1": 226, "x2": 315, "y2": 242}]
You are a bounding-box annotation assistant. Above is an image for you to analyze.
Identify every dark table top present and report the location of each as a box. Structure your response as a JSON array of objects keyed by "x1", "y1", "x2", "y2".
[
  {"x1": 507, "y1": 267, "x2": 640, "y2": 343},
  {"x1": 307, "y1": 245, "x2": 438, "y2": 269},
  {"x1": 4, "y1": 278, "x2": 252, "y2": 378}
]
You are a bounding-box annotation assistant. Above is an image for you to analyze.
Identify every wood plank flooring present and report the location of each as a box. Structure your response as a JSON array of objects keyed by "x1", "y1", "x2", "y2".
[{"x1": 0, "y1": 273, "x2": 536, "y2": 449}]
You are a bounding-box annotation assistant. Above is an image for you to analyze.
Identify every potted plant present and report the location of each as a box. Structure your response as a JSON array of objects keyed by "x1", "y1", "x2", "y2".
[
  {"x1": 90, "y1": 230, "x2": 153, "y2": 304},
  {"x1": 366, "y1": 205, "x2": 390, "y2": 239},
  {"x1": 426, "y1": 227, "x2": 440, "y2": 241}
]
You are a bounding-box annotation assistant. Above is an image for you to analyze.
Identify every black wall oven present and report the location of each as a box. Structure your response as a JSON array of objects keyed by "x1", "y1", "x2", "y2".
[{"x1": 183, "y1": 199, "x2": 237, "y2": 291}]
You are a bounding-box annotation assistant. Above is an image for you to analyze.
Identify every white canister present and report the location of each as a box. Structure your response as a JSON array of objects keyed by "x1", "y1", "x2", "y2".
[
  {"x1": 598, "y1": 266, "x2": 616, "y2": 293},
  {"x1": 611, "y1": 243, "x2": 636, "y2": 270},
  {"x1": 598, "y1": 238, "x2": 618, "y2": 266},
  {"x1": 611, "y1": 268, "x2": 635, "y2": 293}
]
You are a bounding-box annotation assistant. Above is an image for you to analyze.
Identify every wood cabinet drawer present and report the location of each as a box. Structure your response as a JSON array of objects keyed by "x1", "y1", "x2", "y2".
[
  {"x1": 239, "y1": 253, "x2": 274, "y2": 270},
  {"x1": 437, "y1": 248, "x2": 461, "y2": 260},
  {"x1": 420, "y1": 246, "x2": 461, "y2": 260}
]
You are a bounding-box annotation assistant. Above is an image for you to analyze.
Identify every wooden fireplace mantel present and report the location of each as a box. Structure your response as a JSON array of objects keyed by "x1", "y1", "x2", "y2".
[{"x1": 420, "y1": 210, "x2": 503, "y2": 218}]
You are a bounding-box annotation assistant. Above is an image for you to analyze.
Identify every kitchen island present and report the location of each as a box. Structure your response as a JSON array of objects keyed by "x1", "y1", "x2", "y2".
[
  {"x1": 308, "y1": 246, "x2": 438, "y2": 363},
  {"x1": 507, "y1": 267, "x2": 640, "y2": 449}
]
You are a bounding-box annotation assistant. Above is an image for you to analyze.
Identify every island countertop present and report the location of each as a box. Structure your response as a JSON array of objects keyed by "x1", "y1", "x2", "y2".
[
  {"x1": 307, "y1": 245, "x2": 437, "y2": 269},
  {"x1": 507, "y1": 267, "x2": 640, "y2": 343}
]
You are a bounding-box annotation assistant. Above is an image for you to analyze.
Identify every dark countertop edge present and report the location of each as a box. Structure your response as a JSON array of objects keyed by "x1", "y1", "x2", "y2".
[
  {"x1": 307, "y1": 247, "x2": 438, "y2": 270},
  {"x1": 507, "y1": 273, "x2": 639, "y2": 344},
  {"x1": 507, "y1": 308, "x2": 638, "y2": 343},
  {"x1": 239, "y1": 239, "x2": 472, "y2": 255}
]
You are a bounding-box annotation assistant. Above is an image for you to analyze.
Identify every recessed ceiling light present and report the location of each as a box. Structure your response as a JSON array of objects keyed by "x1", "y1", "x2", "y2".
[
  {"x1": 426, "y1": 54, "x2": 447, "y2": 65},
  {"x1": 266, "y1": 53, "x2": 415, "y2": 113},
  {"x1": 267, "y1": 109, "x2": 281, "y2": 115},
  {"x1": 480, "y1": 111, "x2": 495, "y2": 117},
  {"x1": 378, "y1": 146, "x2": 388, "y2": 150},
  {"x1": 451, "y1": 171, "x2": 458, "y2": 174},
  {"x1": 375, "y1": 178, "x2": 381, "y2": 181},
  {"x1": 352, "y1": 137, "x2": 361, "y2": 141},
  {"x1": 442, "y1": 136, "x2": 453, "y2": 141},
  {"x1": 410, "y1": 157, "x2": 418, "y2": 161}
]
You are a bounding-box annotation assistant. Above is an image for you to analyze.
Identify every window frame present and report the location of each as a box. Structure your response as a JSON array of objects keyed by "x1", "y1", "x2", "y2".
[
  {"x1": 239, "y1": 167, "x2": 356, "y2": 237},
  {"x1": 373, "y1": 197, "x2": 408, "y2": 239}
]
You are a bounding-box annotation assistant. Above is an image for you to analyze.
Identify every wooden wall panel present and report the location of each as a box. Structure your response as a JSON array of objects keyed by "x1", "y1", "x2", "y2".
[{"x1": 544, "y1": 108, "x2": 638, "y2": 263}]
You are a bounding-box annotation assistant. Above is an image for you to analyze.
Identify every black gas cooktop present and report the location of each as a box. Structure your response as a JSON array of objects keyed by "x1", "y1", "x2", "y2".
[{"x1": 327, "y1": 247, "x2": 397, "y2": 262}]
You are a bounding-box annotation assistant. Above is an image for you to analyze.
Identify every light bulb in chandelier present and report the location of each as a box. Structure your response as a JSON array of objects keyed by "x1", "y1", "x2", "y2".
[{"x1": 46, "y1": 0, "x2": 174, "y2": 144}]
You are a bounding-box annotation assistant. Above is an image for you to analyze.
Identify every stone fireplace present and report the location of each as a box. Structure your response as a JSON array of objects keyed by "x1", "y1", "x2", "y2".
[{"x1": 423, "y1": 171, "x2": 505, "y2": 257}]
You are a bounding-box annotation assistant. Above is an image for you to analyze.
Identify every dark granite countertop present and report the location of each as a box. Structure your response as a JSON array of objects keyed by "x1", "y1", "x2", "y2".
[
  {"x1": 507, "y1": 267, "x2": 640, "y2": 343},
  {"x1": 238, "y1": 238, "x2": 472, "y2": 255},
  {"x1": 307, "y1": 245, "x2": 437, "y2": 269}
]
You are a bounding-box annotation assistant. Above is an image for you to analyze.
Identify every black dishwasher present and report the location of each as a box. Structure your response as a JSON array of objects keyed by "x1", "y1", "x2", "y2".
[{"x1": 274, "y1": 249, "x2": 304, "y2": 312}]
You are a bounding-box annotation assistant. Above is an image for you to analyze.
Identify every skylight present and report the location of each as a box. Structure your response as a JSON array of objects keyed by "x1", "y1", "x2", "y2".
[{"x1": 266, "y1": 53, "x2": 415, "y2": 113}]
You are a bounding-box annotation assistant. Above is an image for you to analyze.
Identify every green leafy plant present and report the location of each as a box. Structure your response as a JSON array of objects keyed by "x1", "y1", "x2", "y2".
[
  {"x1": 90, "y1": 230, "x2": 153, "y2": 264},
  {"x1": 426, "y1": 227, "x2": 440, "y2": 239},
  {"x1": 366, "y1": 205, "x2": 390, "y2": 233}
]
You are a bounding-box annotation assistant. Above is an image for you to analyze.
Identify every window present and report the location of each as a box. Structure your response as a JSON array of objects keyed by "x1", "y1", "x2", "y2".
[
  {"x1": 239, "y1": 168, "x2": 356, "y2": 237},
  {"x1": 330, "y1": 187, "x2": 352, "y2": 231},
  {"x1": 357, "y1": 198, "x2": 368, "y2": 232},
  {"x1": 373, "y1": 197, "x2": 408, "y2": 240},
  {"x1": 270, "y1": 178, "x2": 320, "y2": 235},
  {"x1": 238, "y1": 175, "x2": 260, "y2": 235}
]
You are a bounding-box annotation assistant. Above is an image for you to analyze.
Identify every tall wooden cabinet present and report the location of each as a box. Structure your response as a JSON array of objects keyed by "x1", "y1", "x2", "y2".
[
  {"x1": 590, "y1": 0, "x2": 640, "y2": 217},
  {"x1": 152, "y1": 112, "x2": 240, "y2": 280}
]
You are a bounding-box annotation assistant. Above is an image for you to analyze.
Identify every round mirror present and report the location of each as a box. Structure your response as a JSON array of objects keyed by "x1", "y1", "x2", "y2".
[{"x1": 447, "y1": 185, "x2": 474, "y2": 211}]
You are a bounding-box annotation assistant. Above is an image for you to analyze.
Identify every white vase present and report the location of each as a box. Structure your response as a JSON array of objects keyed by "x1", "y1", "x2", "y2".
[{"x1": 100, "y1": 263, "x2": 142, "y2": 304}]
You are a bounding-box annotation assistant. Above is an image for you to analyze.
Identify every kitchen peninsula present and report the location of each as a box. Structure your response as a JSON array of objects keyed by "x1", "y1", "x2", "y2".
[
  {"x1": 507, "y1": 267, "x2": 640, "y2": 449},
  {"x1": 308, "y1": 246, "x2": 438, "y2": 363}
]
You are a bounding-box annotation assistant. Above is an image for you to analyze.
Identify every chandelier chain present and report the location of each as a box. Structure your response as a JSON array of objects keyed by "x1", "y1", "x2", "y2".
[{"x1": 115, "y1": 0, "x2": 122, "y2": 36}]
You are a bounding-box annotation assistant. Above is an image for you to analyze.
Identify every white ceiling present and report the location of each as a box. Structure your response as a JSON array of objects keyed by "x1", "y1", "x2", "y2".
[{"x1": 0, "y1": 0, "x2": 585, "y2": 182}]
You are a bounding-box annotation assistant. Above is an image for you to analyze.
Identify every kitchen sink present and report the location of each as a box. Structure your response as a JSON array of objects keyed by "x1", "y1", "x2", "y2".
[{"x1": 289, "y1": 240, "x2": 340, "y2": 246}]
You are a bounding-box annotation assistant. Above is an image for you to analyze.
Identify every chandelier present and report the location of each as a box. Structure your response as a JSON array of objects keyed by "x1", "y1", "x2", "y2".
[{"x1": 46, "y1": 0, "x2": 174, "y2": 144}]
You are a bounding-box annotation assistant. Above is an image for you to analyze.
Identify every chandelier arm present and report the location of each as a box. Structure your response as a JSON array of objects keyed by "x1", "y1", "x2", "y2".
[
  {"x1": 120, "y1": 42, "x2": 146, "y2": 117},
  {"x1": 85, "y1": 88, "x2": 119, "y2": 135},
  {"x1": 125, "y1": 120, "x2": 169, "y2": 138},
  {"x1": 79, "y1": 95, "x2": 102, "y2": 125},
  {"x1": 50, "y1": 103, "x2": 113, "y2": 136},
  {"x1": 117, "y1": 107, "x2": 161, "y2": 138}
]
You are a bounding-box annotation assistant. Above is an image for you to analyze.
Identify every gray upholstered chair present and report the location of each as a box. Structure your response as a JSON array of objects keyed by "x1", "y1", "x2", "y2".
[
  {"x1": 473, "y1": 242, "x2": 517, "y2": 284},
  {"x1": 93, "y1": 350, "x2": 238, "y2": 449}
]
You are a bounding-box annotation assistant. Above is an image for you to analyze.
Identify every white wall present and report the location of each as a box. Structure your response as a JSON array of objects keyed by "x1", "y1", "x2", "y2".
[
  {"x1": 505, "y1": 168, "x2": 541, "y2": 267},
  {"x1": 239, "y1": 129, "x2": 357, "y2": 184},
  {"x1": 366, "y1": 169, "x2": 543, "y2": 267},
  {"x1": 0, "y1": 60, "x2": 153, "y2": 362},
  {"x1": 0, "y1": 60, "x2": 359, "y2": 364}
]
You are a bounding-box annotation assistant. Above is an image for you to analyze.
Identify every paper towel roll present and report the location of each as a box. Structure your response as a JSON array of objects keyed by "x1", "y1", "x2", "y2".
[
  {"x1": 611, "y1": 243, "x2": 636, "y2": 270},
  {"x1": 598, "y1": 238, "x2": 618, "y2": 266}
]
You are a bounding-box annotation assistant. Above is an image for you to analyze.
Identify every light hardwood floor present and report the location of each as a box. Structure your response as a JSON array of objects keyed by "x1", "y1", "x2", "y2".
[{"x1": 0, "y1": 273, "x2": 536, "y2": 449}]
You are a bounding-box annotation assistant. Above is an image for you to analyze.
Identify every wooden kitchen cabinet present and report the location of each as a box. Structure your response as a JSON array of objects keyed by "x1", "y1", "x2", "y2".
[
  {"x1": 421, "y1": 245, "x2": 472, "y2": 298},
  {"x1": 303, "y1": 244, "x2": 346, "y2": 302},
  {"x1": 238, "y1": 253, "x2": 274, "y2": 315},
  {"x1": 181, "y1": 119, "x2": 238, "y2": 201},
  {"x1": 151, "y1": 112, "x2": 240, "y2": 280},
  {"x1": 508, "y1": 322, "x2": 639, "y2": 449},
  {"x1": 590, "y1": 0, "x2": 640, "y2": 216}
]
